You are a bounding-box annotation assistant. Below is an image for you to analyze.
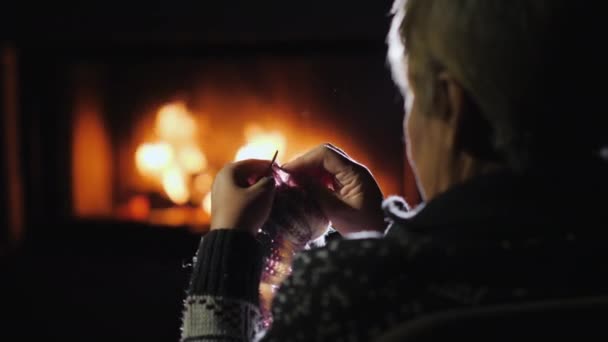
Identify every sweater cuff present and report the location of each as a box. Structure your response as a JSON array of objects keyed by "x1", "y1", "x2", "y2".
[{"x1": 187, "y1": 229, "x2": 264, "y2": 305}]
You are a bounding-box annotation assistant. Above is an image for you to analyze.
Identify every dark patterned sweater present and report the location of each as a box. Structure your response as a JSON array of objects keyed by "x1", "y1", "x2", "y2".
[{"x1": 181, "y1": 163, "x2": 608, "y2": 341}]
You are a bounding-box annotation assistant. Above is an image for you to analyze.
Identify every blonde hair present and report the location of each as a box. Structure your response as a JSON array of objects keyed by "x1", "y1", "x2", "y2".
[{"x1": 388, "y1": 0, "x2": 605, "y2": 168}]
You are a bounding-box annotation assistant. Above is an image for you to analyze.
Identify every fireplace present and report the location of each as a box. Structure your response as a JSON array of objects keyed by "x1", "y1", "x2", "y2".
[{"x1": 5, "y1": 42, "x2": 418, "y2": 238}]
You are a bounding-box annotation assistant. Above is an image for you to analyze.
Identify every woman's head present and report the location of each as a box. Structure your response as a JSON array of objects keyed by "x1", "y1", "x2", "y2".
[{"x1": 388, "y1": 0, "x2": 606, "y2": 200}]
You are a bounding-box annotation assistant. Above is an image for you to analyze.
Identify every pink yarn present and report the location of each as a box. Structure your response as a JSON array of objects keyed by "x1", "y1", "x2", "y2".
[{"x1": 256, "y1": 166, "x2": 330, "y2": 328}]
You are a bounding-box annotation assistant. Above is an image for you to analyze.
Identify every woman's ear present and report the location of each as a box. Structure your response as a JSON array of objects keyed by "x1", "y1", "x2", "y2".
[
  {"x1": 438, "y1": 72, "x2": 502, "y2": 161},
  {"x1": 434, "y1": 71, "x2": 467, "y2": 152},
  {"x1": 437, "y1": 71, "x2": 466, "y2": 126}
]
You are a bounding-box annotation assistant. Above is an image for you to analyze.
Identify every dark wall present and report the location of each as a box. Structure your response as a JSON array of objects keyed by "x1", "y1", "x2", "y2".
[
  {"x1": 2, "y1": 0, "x2": 394, "y2": 45},
  {"x1": 1, "y1": 51, "x2": 7, "y2": 246},
  {"x1": 2, "y1": 220, "x2": 201, "y2": 341}
]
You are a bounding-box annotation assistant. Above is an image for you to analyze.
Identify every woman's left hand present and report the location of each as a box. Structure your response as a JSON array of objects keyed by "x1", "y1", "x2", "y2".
[{"x1": 209, "y1": 159, "x2": 276, "y2": 235}]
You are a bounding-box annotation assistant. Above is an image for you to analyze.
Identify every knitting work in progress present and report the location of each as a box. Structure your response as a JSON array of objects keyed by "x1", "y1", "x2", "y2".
[{"x1": 256, "y1": 165, "x2": 331, "y2": 328}]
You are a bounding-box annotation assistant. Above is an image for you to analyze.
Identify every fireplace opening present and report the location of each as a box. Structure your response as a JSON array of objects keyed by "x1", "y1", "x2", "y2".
[{"x1": 52, "y1": 47, "x2": 417, "y2": 233}]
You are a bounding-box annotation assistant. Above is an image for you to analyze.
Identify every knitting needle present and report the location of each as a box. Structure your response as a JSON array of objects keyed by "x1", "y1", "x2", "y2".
[{"x1": 266, "y1": 150, "x2": 279, "y2": 176}]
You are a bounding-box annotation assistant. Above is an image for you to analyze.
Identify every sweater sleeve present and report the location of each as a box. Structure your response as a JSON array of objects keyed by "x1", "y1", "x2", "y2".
[{"x1": 180, "y1": 229, "x2": 265, "y2": 342}]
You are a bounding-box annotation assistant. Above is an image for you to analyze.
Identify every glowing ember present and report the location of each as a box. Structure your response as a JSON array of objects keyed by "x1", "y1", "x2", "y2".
[
  {"x1": 135, "y1": 142, "x2": 173, "y2": 175},
  {"x1": 202, "y1": 192, "x2": 212, "y2": 215},
  {"x1": 235, "y1": 125, "x2": 287, "y2": 161},
  {"x1": 155, "y1": 102, "x2": 197, "y2": 143},
  {"x1": 176, "y1": 144, "x2": 207, "y2": 174},
  {"x1": 126, "y1": 195, "x2": 151, "y2": 220},
  {"x1": 162, "y1": 166, "x2": 190, "y2": 205}
]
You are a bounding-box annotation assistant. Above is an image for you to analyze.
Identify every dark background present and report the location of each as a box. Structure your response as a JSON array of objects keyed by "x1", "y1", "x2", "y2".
[
  {"x1": 1, "y1": 1, "x2": 392, "y2": 45},
  {"x1": 0, "y1": 1, "x2": 413, "y2": 340}
]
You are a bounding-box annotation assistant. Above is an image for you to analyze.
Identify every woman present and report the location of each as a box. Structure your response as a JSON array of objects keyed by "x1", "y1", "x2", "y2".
[{"x1": 180, "y1": 0, "x2": 608, "y2": 341}]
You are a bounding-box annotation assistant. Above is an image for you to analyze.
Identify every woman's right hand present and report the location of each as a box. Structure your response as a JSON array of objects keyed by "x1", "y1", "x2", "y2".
[
  {"x1": 281, "y1": 144, "x2": 386, "y2": 235},
  {"x1": 210, "y1": 159, "x2": 276, "y2": 235}
]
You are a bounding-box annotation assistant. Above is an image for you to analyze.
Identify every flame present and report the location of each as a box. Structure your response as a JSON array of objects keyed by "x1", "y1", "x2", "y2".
[
  {"x1": 155, "y1": 102, "x2": 197, "y2": 143},
  {"x1": 162, "y1": 166, "x2": 190, "y2": 205},
  {"x1": 193, "y1": 173, "x2": 214, "y2": 195},
  {"x1": 202, "y1": 192, "x2": 212, "y2": 215},
  {"x1": 135, "y1": 107, "x2": 292, "y2": 210},
  {"x1": 134, "y1": 102, "x2": 210, "y2": 205},
  {"x1": 135, "y1": 142, "x2": 173, "y2": 175},
  {"x1": 235, "y1": 125, "x2": 287, "y2": 161},
  {"x1": 176, "y1": 144, "x2": 207, "y2": 174}
]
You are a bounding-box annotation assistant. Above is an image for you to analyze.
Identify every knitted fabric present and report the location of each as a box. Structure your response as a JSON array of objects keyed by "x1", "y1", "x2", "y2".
[
  {"x1": 181, "y1": 230, "x2": 265, "y2": 341},
  {"x1": 181, "y1": 167, "x2": 330, "y2": 340},
  {"x1": 182, "y1": 295, "x2": 262, "y2": 341},
  {"x1": 256, "y1": 167, "x2": 330, "y2": 327}
]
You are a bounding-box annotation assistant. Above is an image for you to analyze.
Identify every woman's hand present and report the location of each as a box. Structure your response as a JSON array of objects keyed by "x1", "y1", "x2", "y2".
[
  {"x1": 210, "y1": 159, "x2": 276, "y2": 235},
  {"x1": 281, "y1": 144, "x2": 385, "y2": 235}
]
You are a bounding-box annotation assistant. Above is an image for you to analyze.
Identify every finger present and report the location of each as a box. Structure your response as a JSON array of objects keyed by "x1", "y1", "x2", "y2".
[
  {"x1": 281, "y1": 144, "x2": 355, "y2": 177},
  {"x1": 304, "y1": 180, "x2": 359, "y2": 234},
  {"x1": 232, "y1": 158, "x2": 275, "y2": 174},
  {"x1": 324, "y1": 143, "x2": 352, "y2": 159},
  {"x1": 230, "y1": 159, "x2": 275, "y2": 187},
  {"x1": 247, "y1": 176, "x2": 276, "y2": 195},
  {"x1": 280, "y1": 145, "x2": 327, "y2": 173}
]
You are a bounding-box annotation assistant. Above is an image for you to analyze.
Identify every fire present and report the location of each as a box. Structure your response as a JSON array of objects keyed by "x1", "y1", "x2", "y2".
[
  {"x1": 193, "y1": 173, "x2": 214, "y2": 195},
  {"x1": 134, "y1": 104, "x2": 293, "y2": 217},
  {"x1": 202, "y1": 192, "x2": 212, "y2": 216},
  {"x1": 176, "y1": 144, "x2": 207, "y2": 174},
  {"x1": 135, "y1": 102, "x2": 206, "y2": 205},
  {"x1": 135, "y1": 142, "x2": 173, "y2": 175},
  {"x1": 235, "y1": 125, "x2": 287, "y2": 161},
  {"x1": 155, "y1": 102, "x2": 197, "y2": 143},
  {"x1": 162, "y1": 166, "x2": 190, "y2": 205}
]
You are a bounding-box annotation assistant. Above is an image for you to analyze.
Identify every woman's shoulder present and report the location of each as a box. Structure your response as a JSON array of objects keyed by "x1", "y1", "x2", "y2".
[{"x1": 291, "y1": 233, "x2": 408, "y2": 280}]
